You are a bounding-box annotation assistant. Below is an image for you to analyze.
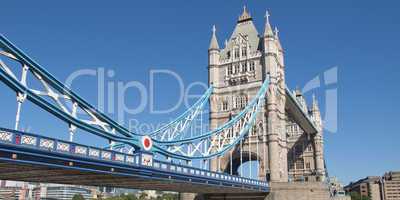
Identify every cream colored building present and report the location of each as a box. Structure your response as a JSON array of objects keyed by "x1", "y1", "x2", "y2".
[
  {"x1": 208, "y1": 7, "x2": 326, "y2": 183},
  {"x1": 382, "y1": 171, "x2": 400, "y2": 200}
]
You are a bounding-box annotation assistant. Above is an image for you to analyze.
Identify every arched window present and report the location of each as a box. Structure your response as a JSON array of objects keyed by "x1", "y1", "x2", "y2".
[
  {"x1": 241, "y1": 46, "x2": 247, "y2": 57},
  {"x1": 234, "y1": 48, "x2": 240, "y2": 58},
  {"x1": 249, "y1": 61, "x2": 255, "y2": 71},
  {"x1": 241, "y1": 62, "x2": 247, "y2": 73},
  {"x1": 240, "y1": 95, "x2": 247, "y2": 108},
  {"x1": 221, "y1": 100, "x2": 228, "y2": 111},
  {"x1": 235, "y1": 95, "x2": 248, "y2": 109},
  {"x1": 235, "y1": 96, "x2": 239, "y2": 108},
  {"x1": 234, "y1": 64, "x2": 240, "y2": 74},
  {"x1": 227, "y1": 66, "x2": 233, "y2": 75}
]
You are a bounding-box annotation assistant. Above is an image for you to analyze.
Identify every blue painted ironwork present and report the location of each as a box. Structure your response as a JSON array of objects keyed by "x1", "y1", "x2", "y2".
[
  {"x1": 0, "y1": 34, "x2": 213, "y2": 154},
  {"x1": 0, "y1": 127, "x2": 269, "y2": 191}
]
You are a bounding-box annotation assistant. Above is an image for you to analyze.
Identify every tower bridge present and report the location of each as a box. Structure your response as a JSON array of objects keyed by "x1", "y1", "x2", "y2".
[{"x1": 0, "y1": 7, "x2": 331, "y2": 200}]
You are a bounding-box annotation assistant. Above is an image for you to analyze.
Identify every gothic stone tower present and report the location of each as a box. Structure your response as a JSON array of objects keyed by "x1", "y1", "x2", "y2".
[{"x1": 208, "y1": 7, "x2": 325, "y2": 183}]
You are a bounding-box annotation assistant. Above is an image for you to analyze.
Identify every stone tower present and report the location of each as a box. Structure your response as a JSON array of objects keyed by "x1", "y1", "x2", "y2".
[
  {"x1": 208, "y1": 7, "x2": 288, "y2": 182},
  {"x1": 207, "y1": 7, "x2": 325, "y2": 183}
]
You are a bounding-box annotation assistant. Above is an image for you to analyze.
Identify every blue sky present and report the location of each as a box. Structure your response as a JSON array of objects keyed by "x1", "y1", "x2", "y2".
[{"x1": 1, "y1": 0, "x2": 399, "y2": 185}]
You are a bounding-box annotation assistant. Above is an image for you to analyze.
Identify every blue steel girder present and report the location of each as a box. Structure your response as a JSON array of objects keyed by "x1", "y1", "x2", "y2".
[
  {"x1": 0, "y1": 34, "x2": 270, "y2": 161},
  {"x1": 0, "y1": 128, "x2": 269, "y2": 193},
  {"x1": 0, "y1": 35, "x2": 211, "y2": 153},
  {"x1": 0, "y1": 35, "x2": 139, "y2": 146}
]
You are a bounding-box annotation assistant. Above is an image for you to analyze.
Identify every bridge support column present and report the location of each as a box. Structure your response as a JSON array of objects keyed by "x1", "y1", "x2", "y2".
[{"x1": 267, "y1": 83, "x2": 281, "y2": 182}]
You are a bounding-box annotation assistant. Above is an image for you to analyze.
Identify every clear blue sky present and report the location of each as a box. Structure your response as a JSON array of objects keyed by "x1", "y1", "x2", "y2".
[{"x1": 1, "y1": 0, "x2": 399, "y2": 185}]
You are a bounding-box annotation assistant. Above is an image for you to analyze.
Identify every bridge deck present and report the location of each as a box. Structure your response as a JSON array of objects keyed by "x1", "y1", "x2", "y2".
[{"x1": 0, "y1": 128, "x2": 268, "y2": 194}]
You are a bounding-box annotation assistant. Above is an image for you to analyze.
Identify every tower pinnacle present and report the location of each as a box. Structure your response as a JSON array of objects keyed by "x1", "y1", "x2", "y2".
[
  {"x1": 238, "y1": 5, "x2": 252, "y2": 23},
  {"x1": 274, "y1": 27, "x2": 279, "y2": 38},
  {"x1": 209, "y1": 25, "x2": 220, "y2": 50},
  {"x1": 312, "y1": 94, "x2": 319, "y2": 111},
  {"x1": 264, "y1": 9, "x2": 274, "y2": 37},
  {"x1": 265, "y1": 10, "x2": 270, "y2": 24}
]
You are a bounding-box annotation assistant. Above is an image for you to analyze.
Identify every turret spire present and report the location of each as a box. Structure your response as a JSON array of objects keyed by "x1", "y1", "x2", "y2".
[
  {"x1": 238, "y1": 5, "x2": 252, "y2": 23},
  {"x1": 274, "y1": 26, "x2": 283, "y2": 51},
  {"x1": 264, "y1": 9, "x2": 274, "y2": 37},
  {"x1": 311, "y1": 93, "x2": 322, "y2": 127},
  {"x1": 209, "y1": 25, "x2": 220, "y2": 50},
  {"x1": 312, "y1": 94, "x2": 319, "y2": 111},
  {"x1": 274, "y1": 27, "x2": 279, "y2": 38}
]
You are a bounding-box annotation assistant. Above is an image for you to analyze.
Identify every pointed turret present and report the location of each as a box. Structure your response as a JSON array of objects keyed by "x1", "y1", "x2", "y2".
[
  {"x1": 264, "y1": 10, "x2": 274, "y2": 37},
  {"x1": 209, "y1": 25, "x2": 220, "y2": 50},
  {"x1": 312, "y1": 94, "x2": 319, "y2": 112},
  {"x1": 311, "y1": 93, "x2": 325, "y2": 182},
  {"x1": 274, "y1": 26, "x2": 283, "y2": 51},
  {"x1": 311, "y1": 94, "x2": 322, "y2": 128},
  {"x1": 238, "y1": 6, "x2": 252, "y2": 23},
  {"x1": 208, "y1": 25, "x2": 220, "y2": 86}
]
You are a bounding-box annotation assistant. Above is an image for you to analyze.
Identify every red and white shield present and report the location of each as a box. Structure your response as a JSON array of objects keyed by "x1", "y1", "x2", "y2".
[{"x1": 141, "y1": 136, "x2": 153, "y2": 151}]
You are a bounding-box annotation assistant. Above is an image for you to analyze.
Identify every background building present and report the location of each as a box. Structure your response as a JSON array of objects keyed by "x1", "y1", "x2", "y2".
[
  {"x1": 345, "y1": 176, "x2": 382, "y2": 200},
  {"x1": 36, "y1": 184, "x2": 92, "y2": 200},
  {"x1": 345, "y1": 171, "x2": 400, "y2": 200},
  {"x1": 382, "y1": 171, "x2": 400, "y2": 200},
  {"x1": 0, "y1": 181, "x2": 29, "y2": 200},
  {"x1": 0, "y1": 180, "x2": 98, "y2": 200}
]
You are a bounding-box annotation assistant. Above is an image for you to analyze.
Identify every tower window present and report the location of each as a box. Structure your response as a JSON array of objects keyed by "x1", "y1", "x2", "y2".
[
  {"x1": 306, "y1": 162, "x2": 311, "y2": 169},
  {"x1": 236, "y1": 95, "x2": 247, "y2": 109},
  {"x1": 241, "y1": 46, "x2": 247, "y2": 57},
  {"x1": 222, "y1": 101, "x2": 228, "y2": 111},
  {"x1": 234, "y1": 64, "x2": 240, "y2": 74},
  {"x1": 250, "y1": 61, "x2": 255, "y2": 71},
  {"x1": 227, "y1": 66, "x2": 233, "y2": 75},
  {"x1": 234, "y1": 48, "x2": 240, "y2": 58},
  {"x1": 241, "y1": 62, "x2": 247, "y2": 73},
  {"x1": 235, "y1": 97, "x2": 239, "y2": 108}
]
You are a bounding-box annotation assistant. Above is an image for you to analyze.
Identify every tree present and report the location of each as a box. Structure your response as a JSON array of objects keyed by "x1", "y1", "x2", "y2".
[
  {"x1": 349, "y1": 192, "x2": 370, "y2": 200},
  {"x1": 104, "y1": 194, "x2": 138, "y2": 200},
  {"x1": 157, "y1": 193, "x2": 178, "y2": 200},
  {"x1": 72, "y1": 194, "x2": 85, "y2": 200},
  {"x1": 138, "y1": 192, "x2": 148, "y2": 200}
]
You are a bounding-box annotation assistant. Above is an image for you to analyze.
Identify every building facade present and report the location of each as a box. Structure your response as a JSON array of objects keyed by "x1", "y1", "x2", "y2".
[
  {"x1": 208, "y1": 7, "x2": 325, "y2": 183},
  {"x1": 382, "y1": 171, "x2": 400, "y2": 200},
  {"x1": 33, "y1": 184, "x2": 93, "y2": 200},
  {"x1": 345, "y1": 171, "x2": 400, "y2": 200}
]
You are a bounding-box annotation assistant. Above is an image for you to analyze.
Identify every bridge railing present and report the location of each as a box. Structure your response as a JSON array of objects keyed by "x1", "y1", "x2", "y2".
[{"x1": 0, "y1": 127, "x2": 268, "y2": 188}]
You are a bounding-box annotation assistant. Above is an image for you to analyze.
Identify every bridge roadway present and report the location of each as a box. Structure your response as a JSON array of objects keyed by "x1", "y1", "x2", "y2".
[{"x1": 0, "y1": 128, "x2": 268, "y2": 194}]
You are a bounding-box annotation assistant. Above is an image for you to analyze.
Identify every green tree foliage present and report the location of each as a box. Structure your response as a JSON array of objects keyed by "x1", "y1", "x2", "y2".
[
  {"x1": 156, "y1": 193, "x2": 179, "y2": 200},
  {"x1": 103, "y1": 194, "x2": 138, "y2": 200},
  {"x1": 72, "y1": 194, "x2": 85, "y2": 200},
  {"x1": 349, "y1": 192, "x2": 371, "y2": 200}
]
